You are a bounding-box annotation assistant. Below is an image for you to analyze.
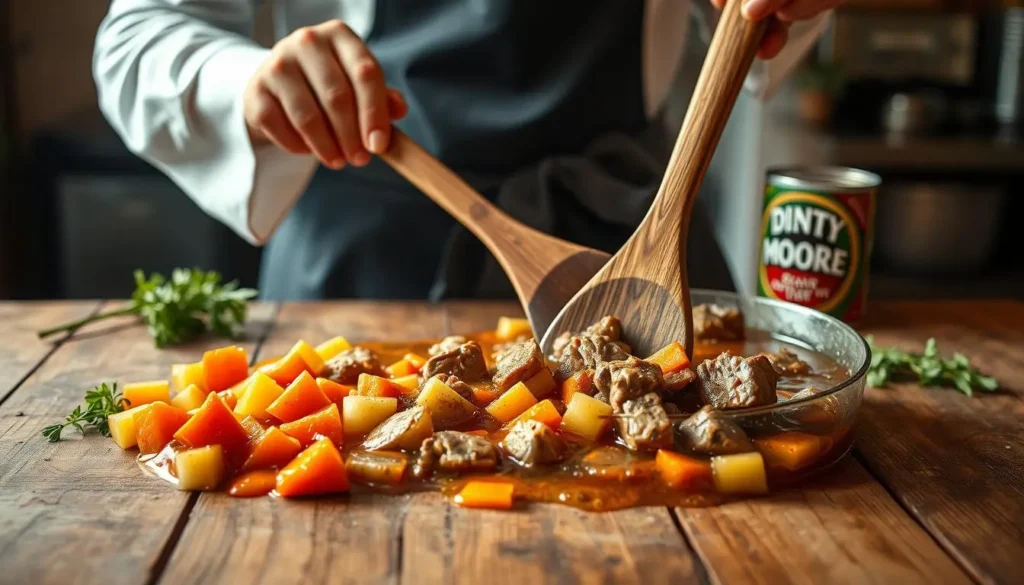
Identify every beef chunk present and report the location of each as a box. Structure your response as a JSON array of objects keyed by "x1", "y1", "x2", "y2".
[
  {"x1": 412, "y1": 431, "x2": 498, "y2": 479},
  {"x1": 695, "y1": 352, "x2": 778, "y2": 410},
  {"x1": 761, "y1": 347, "x2": 811, "y2": 376},
  {"x1": 593, "y1": 357, "x2": 664, "y2": 410},
  {"x1": 493, "y1": 340, "x2": 545, "y2": 392},
  {"x1": 675, "y1": 405, "x2": 753, "y2": 455},
  {"x1": 428, "y1": 373, "x2": 475, "y2": 400},
  {"x1": 788, "y1": 385, "x2": 820, "y2": 401},
  {"x1": 362, "y1": 406, "x2": 432, "y2": 451},
  {"x1": 501, "y1": 419, "x2": 565, "y2": 467},
  {"x1": 585, "y1": 316, "x2": 624, "y2": 342},
  {"x1": 664, "y1": 368, "x2": 697, "y2": 392},
  {"x1": 324, "y1": 347, "x2": 386, "y2": 385},
  {"x1": 428, "y1": 335, "x2": 467, "y2": 357},
  {"x1": 614, "y1": 393, "x2": 672, "y2": 451},
  {"x1": 421, "y1": 341, "x2": 488, "y2": 383},
  {"x1": 693, "y1": 304, "x2": 745, "y2": 341},
  {"x1": 556, "y1": 335, "x2": 631, "y2": 381}
]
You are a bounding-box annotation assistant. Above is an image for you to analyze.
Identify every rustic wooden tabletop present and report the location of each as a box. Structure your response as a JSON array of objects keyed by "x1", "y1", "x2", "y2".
[{"x1": 0, "y1": 300, "x2": 1021, "y2": 585}]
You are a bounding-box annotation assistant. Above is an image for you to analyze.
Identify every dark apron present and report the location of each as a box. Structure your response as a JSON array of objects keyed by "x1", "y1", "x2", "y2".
[{"x1": 259, "y1": 0, "x2": 735, "y2": 300}]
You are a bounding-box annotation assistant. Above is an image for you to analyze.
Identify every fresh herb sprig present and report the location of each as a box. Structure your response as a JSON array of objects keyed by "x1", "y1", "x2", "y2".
[
  {"x1": 38, "y1": 269, "x2": 258, "y2": 348},
  {"x1": 866, "y1": 336, "x2": 998, "y2": 397},
  {"x1": 42, "y1": 383, "x2": 126, "y2": 442}
]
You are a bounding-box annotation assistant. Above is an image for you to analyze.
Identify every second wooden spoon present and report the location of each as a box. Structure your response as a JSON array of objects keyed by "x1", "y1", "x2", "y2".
[{"x1": 539, "y1": 1, "x2": 768, "y2": 358}]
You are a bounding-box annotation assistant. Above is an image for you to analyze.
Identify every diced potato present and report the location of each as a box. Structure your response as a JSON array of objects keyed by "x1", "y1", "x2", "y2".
[
  {"x1": 227, "y1": 375, "x2": 252, "y2": 400},
  {"x1": 175, "y1": 445, "x2": 225, "y2": 491},
  {"x1": 171, "y1": 362, "x2": 207, "y2": 393},
  {"x1": 753, "y1": 432, "x2": 830, "y2": 471},
  {"x1": 390, "y1": 374, "x2": 419, "y2": 394},
  {"x1": 121, "y1": 380, "x2": 170, "y2": 408},
  {"x1": 171, "y1": 384, "x2": 208, "y2": 412},
  {"x1": 711, "y1": 452, "x2": 769, "y2": 494},
  {"x1": 560, "y1": 393, "x2": 612, "y2": 441},
  {"x1": 495, "y1": 317, "x2": 532, "y2": 342},
  {"x1": 107, "y1": 404, "x2": 153, "y2": 450},
  {"x1": 416, "y1": 377, "x2": 477, "y2": 429},
  {"x1": 345, "y1": 450, "x2": 408, "y2": 484},
  {"x1": 315, "y1": 336, "x2": 353, "y2": 361},
  {"x1": 523, "y1": 368, "x2": 556, "y2": 397},
  {"x1": 485, "y1": 381, "x2": 537, "y2": 423},
  {"x1": 343, "y1": 396, "x2": 399, "y2": 438},
  {"x1": 234, "y1": 372, "x2": 285, "y2": 419}
]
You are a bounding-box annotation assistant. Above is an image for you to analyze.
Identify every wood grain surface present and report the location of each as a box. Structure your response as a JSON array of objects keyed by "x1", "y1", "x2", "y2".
[
  {"x1": 0, "y1": 301, "x2": 276, "y2": 585},
  {"x1": 540, "y1": 2, "x2": 767, "y2": 358},
  {"x1": 0, "y1": 300, "x2": 1021, "y2": 585}
]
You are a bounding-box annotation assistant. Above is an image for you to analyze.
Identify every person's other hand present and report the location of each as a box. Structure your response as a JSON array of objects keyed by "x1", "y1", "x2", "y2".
[
  {"x1": 243, "y1": 19, "x2": 408, "y2": 169},
  {"x1": 711, "y1": 0, "x2": 840, "y2": 60}
]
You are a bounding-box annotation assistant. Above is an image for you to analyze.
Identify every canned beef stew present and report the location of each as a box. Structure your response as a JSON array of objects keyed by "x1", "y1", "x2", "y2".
[{"x1": 757, "y1": 167, "x2": 880, "y2": 324}]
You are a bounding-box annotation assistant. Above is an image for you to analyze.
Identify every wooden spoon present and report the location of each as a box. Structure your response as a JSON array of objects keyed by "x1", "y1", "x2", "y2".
[
  {"x1": 539, "y1": 1, "x2": 768, "y2": 358},
  {"x1": 381, "y1": 130, "x2": 610, "y2": 338}
]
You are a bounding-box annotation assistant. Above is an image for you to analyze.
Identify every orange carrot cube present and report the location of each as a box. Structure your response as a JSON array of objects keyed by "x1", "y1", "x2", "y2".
[
  {"x1": 646, "y1": 342, "x2": 691, "y2": 374},
  {"x1": 243, "y1": 426, "x2": 303, "y2": 471},
  {"x1": 135, "y1": 402, "x2": 191, "y2": 455},
  {"x1": 316, "y1": 377, "x2": 353, "y2": 404},
  {"x1": 507, "y1": 399, "x2": 562, "y2": 431},
  {"x1": 266, "y1": 371, "x2": 331, "y2": 423},
  {"x1": 656, "y1": 450, "x2": 713, "y2": 490},
  {"x1": 261, "y1": 349, "x2": 311, "y2": 387},
  {"x1": 453, "y1": 481, "x2": 515, "y2": 510},
  {"x1": 275, "y1": 437, "x2": 350, "y2": 497},
  {"x1": 173, "y1": 392, "x2": 251, "y2": 464},
  {"x1": 279, "y1": 403, "x2": 344, "y2": 448},
  {"x1": 355, "y1": 373, "x2": 402, "y2": 398},
  {"x1": 202, "y1": 346, "x2": 250, "y2": 391},
  {"x1": 403, "y1": 353, "x2": 427, "y2": 370},
  {"x1": 561, "y1": 370, "x2": 594, "y2": 404}
]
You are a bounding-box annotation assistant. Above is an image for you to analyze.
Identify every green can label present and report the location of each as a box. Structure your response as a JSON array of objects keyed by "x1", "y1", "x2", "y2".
[{"x1": 757, "y1": 182, "x2": 875, "y2": 324}]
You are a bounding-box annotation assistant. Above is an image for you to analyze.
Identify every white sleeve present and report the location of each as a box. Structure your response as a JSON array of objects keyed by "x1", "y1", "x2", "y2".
[
  {"x1": 744, "y1": 13, "x2": 831, "y2": 101},
  {"x1": 93, "y1": 0, "x2": 318, "y2": 245}
]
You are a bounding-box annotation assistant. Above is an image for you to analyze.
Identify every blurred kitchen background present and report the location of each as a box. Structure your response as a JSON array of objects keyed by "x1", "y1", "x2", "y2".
[{"x1": 1, "y1": 0, "x2": 1023, "y2": 301}]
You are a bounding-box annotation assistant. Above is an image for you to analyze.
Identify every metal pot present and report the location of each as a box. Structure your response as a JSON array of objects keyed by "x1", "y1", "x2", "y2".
[{"x1": 874, "y1": 182, "x2": 1005, "y2": 274}]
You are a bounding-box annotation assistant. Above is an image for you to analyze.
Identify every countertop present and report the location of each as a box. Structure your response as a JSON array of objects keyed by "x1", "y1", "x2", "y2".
[{"x1": 1, "y1": 300, "x2": 1022, "y2": 585}]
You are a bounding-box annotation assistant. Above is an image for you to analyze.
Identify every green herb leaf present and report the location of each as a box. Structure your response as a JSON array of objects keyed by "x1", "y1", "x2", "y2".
[
  {"x1": 41, "y1": 382, "x2": 126, "y2": 442},
  {"x1": 866, "y1": 337, "x2": 998, "y2": 397}
]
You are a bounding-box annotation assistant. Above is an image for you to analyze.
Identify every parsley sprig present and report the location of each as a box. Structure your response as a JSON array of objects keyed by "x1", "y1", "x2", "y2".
[
  {"x1": 866, "y1": 336, "x2": 998, "y2": 397},
  {"x1": 38, "y1": 269, "x2": 258, "y2": 348},
  {"x1": 42, "y1": 383, "x2": 126, "y2": 442}
]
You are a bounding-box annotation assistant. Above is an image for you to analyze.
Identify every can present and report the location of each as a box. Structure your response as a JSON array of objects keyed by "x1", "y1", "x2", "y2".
[{"x1": 757, "y1": 166, "x2": 880, "y2": 325}]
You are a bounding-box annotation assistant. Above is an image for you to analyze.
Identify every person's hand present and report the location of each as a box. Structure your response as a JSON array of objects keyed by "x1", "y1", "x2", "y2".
[
  {"x1": 243, "y1": 19, "x2": 408, "y2": 169},
  {"x1": 711, "y1": 0, "x2": 840, "y2": 60}
]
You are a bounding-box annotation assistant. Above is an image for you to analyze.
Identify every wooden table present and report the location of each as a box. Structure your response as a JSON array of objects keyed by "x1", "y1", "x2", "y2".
[{"x1": 1, "y1": 300, "x2": 1022, "y2": 585}]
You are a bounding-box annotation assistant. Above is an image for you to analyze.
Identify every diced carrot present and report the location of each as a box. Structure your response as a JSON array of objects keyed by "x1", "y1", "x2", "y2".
[
  {"x1": 173, "y1": 392, "x2": 251, "y2": 464},
  {"x1": 228, "y1": 469, "x2": 279, "y2": 497},
  {"x1": 171, "y1": 362, "x2": 207, "y2": 393},
  {"x1": 355, "y1": 373, "x2": 402, "y2": 398},
  {"x1": 561, "y1": 370, "x2": 594, "y2": 404},
  {"x1": 315, "y1": 336, "x2": 352, "y2": 361},
  {"x1": 656, "y1": 450, "x2": 713, "y2": 490},
  {"x1": 289, "y1": 340, "x2": 326, "y2": 377},
  {"x1": 485, "y1": 382, "x2": 537, "y2": 423},
  {"x1": 266, "y1": 371, "x2": 332, "y2": 423},
  {"x1": 121, "y1": 380, "x2": 170, "y2": 409},
  {"x1": 254, "y1": 355, "x2": 281, "y2": 369},
  {"x1": 238, "y1": 415, "x2": 265, "y2": 442},
  {"x1": 316, "y1": 377, "x2": 353, "y2": 404},
  {"x1": 453, "y1": 480, "x2": 515, "y2": 510},
  {"x1": 646, "y1": 342, "x2": 691, "y2": 374},
  {"x1": 507, "y1": 399, "x2": 562, "y2": 431},
  {"x1": 523, "y1": 368, "x2": 556, "y2": 397},
  {"x1": 471, "y1": 385, "x2": 501, "y2": 406},
  {"x1": 217, "y1": 389, "x2": 238, "y2": 411},
  {"x1": 385, "y1": 359, "x2": 417, "y2": 378},
  {"x1": 753, "y1": 432, "x2": 830, "y2": 471},
  {"x1": 243, "y1": 426, "x2": 303, "y2": 471},
  {"x1": 234, "y1": 372, "x2": 285, "y2": 419},
  {"x1": 275, "y1": 437, "x2": 350, "y2": 497},
  {"x1": 135, "y1": 402, "x2": 191, "y2": 454},
  {"x1": 261, "y1": 349, "x2": 311, "y2": 387},
  {"x1": 279, "y1": 403, "x2": 344, "y2": 447},
  {"x1": 403, "y1": 353, "x2": 427, "y2": 370},
  {"x1": 202, "y1": 346, "x2": 250, "y2": 392}
]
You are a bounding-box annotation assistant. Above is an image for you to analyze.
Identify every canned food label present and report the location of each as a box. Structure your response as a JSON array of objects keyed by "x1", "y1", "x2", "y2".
[{"x1": 758, "y1": 188, "x2": 872, "y2": 322}]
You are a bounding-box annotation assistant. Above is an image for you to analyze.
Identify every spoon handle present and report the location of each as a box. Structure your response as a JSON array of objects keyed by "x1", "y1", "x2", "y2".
[{"x1": 645, "y1": 1, "x2": 769, "y2": 239}]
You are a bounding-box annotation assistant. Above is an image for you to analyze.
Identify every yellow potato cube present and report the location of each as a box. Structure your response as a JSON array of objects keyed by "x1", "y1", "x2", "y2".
[
  {"x1": 523, "y1": 368, "x2": 556, "y2": 397},
  {"x1": 485, "y1": 381, "x2": 537, "y2": 423},
  {"x1": 711, "y1": 452, "x2": 768, "y2": 494},
  {"x1": 227, "y1": 375, "x2": 253, "y2": 399},
  {"x1": 175, "y1": 445, "x2": 225, "y2": 491},
  {"x1": 171, "y1": 384, "x2": 208, "y2": 412},
  {"x1": 108, "y1": 404, "x2": 153, "y2": 450},
  {"x1": 495, "y1": 317, "x2": 532, "y2": 341},
  {"x1": 122, "y1": 380, "x2": 170, "y2": 408},
  {"x1": 289, "y1": 340, "x2": 326, "y2": 376},
  {"x1": 560, "y1": 393, "x2": 612, "y2": 441},
  {"x1": 315, "y1": 336, "x2": 353, "y2": 361},
  {"x1": 416, "y1": 377, "x2": 478, "y2": 428},
  {"x1": 343, "y1": 396, "x2": 399, "y2": 437},
  {"x1": 171, "y1": 362, "x2": 207, "y2": 392},
  {"x1": 234, "y1": 372, "x2": 285, "y2": 418},
  {"x1": 391, "y1": 374, "x2": 420, "y2": 394}
]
